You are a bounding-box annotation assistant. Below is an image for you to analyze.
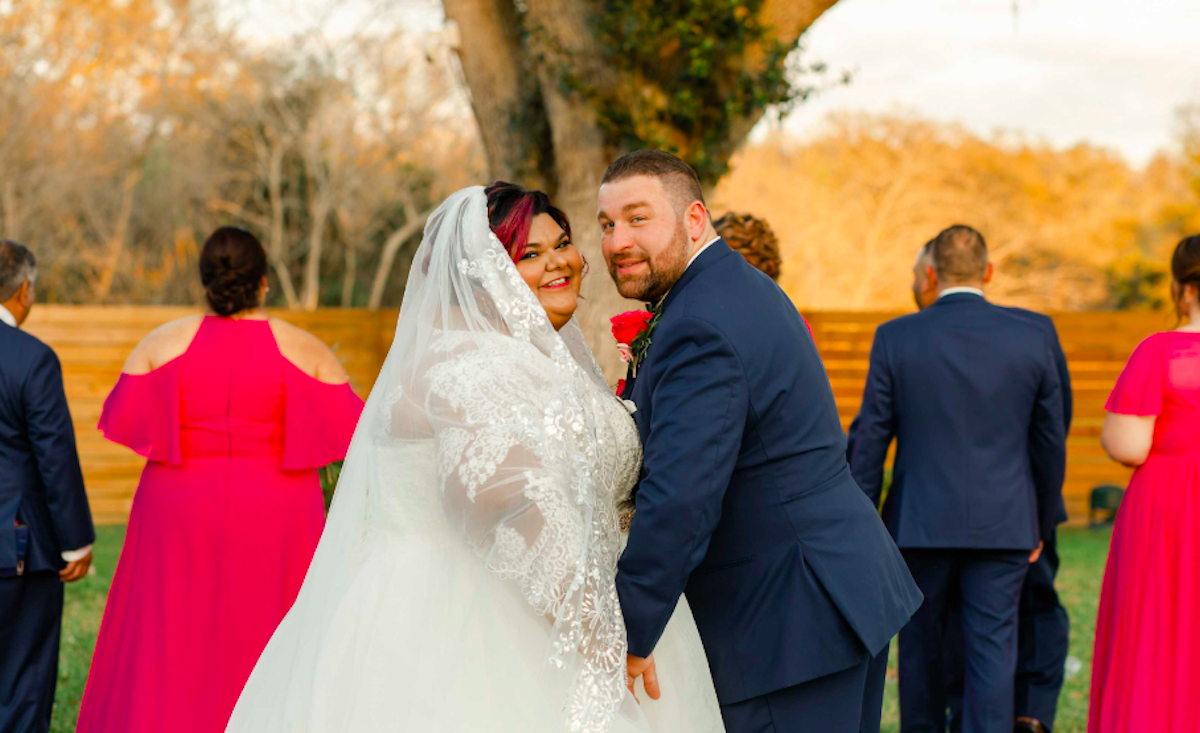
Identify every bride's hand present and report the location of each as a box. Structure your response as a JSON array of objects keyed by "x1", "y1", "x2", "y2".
[{"x1": 626, "y1": 653, "x2": 660, "y2": 702}]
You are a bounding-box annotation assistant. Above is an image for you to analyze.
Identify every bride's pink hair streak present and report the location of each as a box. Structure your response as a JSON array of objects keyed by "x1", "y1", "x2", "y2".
[{"x1": 485, "y1": 181, "x2": 572, "y2": 262}]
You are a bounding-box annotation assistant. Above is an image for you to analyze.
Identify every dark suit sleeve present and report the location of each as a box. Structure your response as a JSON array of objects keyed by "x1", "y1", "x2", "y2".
[
  {"x1": 1029, "y1": 338, "x2": 1067, "y2": 544},
  {"x1": 1044, "y1": 318, "x2": 1072, "y2": 524},
  {"x1": 616, "y1": 316, "x2": 748, "y2": 658},
  {"x1": 1043, "y1": 317, "x2": 1072, "y2": 432},
  {"x1": 1056, "y1": 326, "x2": 1075, "y2": 429},
  {"x1": 23, "y1": 348, "x2": 95, "y2": 554},
  {"x1": 848, "y1": 327, "x2": 896, "y2": 508}
]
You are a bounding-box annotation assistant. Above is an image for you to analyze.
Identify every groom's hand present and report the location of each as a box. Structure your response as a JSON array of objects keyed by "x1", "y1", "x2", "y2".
[
  {"x1": 1029, "y1": 541, "x2": 1044, "y2": 564},
  {"x1": 626, "y1": 653, "x2": 660, "y2": 702}
]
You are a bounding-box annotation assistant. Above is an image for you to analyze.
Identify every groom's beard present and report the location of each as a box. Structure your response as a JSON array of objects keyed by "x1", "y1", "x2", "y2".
[{"x1": 609, "y1": 222, "x2": 691, "y2": 304}]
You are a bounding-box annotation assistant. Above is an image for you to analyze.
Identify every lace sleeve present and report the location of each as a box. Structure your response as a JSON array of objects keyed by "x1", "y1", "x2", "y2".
[
  {"x1": 423, "y1": 336, "x2": 590, "y2": 617},
  {"x1": 417, "y1": 332, "x2": 629, "y2": 731}
]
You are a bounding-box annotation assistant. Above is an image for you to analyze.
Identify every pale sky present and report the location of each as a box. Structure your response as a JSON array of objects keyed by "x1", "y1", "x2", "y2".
[
  {"x1": 235, "y1": 0, "x2": 1200, "y2": 167},
  {"x1": 772, "y1": 0, "x2": 1200, "y2": 165}
]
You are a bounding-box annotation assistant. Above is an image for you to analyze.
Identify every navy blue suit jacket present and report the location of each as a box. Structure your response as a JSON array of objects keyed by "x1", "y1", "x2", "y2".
[
  {"x1": 1001, "y1": 307, "x2": 1072, "y2": 524},
  {"x1": 0, "y1": 320, "x2": 94, "y2": 574},
  {"x1": 848, "y1": 294, "x2": 1067, "y2": 550},
  {"x1": 846, "y1": 305, "x2": 1073, "y2": 524},
  {"x1": 615, "y1": 241, "x2": 922, "y2": 705}
]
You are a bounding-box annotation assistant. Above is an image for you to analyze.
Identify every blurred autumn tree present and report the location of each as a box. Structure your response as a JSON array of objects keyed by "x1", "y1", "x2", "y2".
[
  {"x1": 713, "y1": 111, "x2": 1200, "y2": 314},
  {"x1": 7, "y1": 0, "x2": 1200, "y2": 335},
  {"x1": 0, "y1": 0, "x2": 482, "y2": 310}
]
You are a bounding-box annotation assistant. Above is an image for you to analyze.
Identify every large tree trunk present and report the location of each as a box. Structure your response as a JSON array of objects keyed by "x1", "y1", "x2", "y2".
[
  {"x1": 539, "y1": 85, "x2": 633, "y2": 378},
  {"x1": 443, "y1": 0, "x2": 843, "y2": 380},
  {"x1": 443, "y1": 0, "x2": 551, "y2": 190}
]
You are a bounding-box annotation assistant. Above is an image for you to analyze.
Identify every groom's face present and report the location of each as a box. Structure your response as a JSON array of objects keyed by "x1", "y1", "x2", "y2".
[{"x1": 598, "y1": 176, "x2": 691, "y2": 303}]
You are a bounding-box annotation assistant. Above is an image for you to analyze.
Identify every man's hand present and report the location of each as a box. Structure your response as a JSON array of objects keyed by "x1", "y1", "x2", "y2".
[
  {"x1": 1029, "y1": 541, "x2": 1044, "y2": 565},
  {"x1": 60, "y1": 553, "x2": 92, "y2": 582},
  {"x1": 626, "y1": 653, "x2": 660, "y2": 702}
]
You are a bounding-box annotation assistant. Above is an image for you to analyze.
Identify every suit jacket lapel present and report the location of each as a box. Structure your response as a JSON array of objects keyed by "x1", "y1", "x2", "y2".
[
  {"x1": 656, "y1": 238, "x2": 733, "y2": 317},
  {"x1": 626, "y1": 239, "x2": 735, "y2": 438}
]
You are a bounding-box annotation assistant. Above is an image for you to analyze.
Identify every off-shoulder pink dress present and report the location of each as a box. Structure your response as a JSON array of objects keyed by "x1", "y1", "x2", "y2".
[
  {"x1": 76, "y1": 316, "x2": 364, "y2": 733},
  {"x1": 1089, "y1": 331, "x2": 1200, "y2": 732}
]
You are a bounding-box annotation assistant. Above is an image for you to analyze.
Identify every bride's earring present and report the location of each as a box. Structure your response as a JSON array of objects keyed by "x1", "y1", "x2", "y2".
[{"x1": 578, "y1": 256, "x2": 589, "y2": 300}]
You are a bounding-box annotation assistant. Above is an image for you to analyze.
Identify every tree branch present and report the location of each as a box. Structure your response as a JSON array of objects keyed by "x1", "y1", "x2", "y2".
[
  {"x1": 724, "y1": 0, "x2": 842, "y2": 151},
  {"x1": 367, "y1": 201, "x2": 435, "y2": 310}
]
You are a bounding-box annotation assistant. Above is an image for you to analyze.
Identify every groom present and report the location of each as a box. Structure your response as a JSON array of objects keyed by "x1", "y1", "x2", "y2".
[{"x1": 602, "y1": 150, "x2": 923, "y2": 733}]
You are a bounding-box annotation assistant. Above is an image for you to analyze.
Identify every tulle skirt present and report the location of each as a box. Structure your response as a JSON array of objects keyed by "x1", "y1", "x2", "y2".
[{"x1": 226, "y1": 526, "x2": 724, "y2": 732}]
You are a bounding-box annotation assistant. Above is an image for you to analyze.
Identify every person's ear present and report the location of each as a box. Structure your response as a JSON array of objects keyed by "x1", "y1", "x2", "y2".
[
  {"x1": 925, "y1": 265, "x2": 938, "y2": 291},
  {"x1": 19, "y1": 280, "x2": 33, "y2": 307},
  {"x1": 983, "y1": 262, "x2": 995, "y2": 286},
  {"x1": 687, "y1": 201, "x2": 708, "y2": 243}
]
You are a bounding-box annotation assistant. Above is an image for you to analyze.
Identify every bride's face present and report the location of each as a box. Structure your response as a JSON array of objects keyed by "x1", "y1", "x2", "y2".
[{"x1": 515, "y1": 213, "x2": 584, "y2": 331}]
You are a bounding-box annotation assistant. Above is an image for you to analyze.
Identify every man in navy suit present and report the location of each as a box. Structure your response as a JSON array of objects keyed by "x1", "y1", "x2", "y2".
[
  {"x1": 602, "y1": 151, "x2": 923, "y2": 733},
  {"x1": 849, "y1": 239, "x2": 1074, "y2": 733},
  {"x1": 849, "y1": 226, "x2": 1067, "y2": 733},
  {"x1": 0, "y1": 240, "x2": 95, "y2": 733}
]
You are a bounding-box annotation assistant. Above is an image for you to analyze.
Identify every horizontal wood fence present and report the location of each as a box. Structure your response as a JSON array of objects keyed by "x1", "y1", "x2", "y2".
[{"x1": 22, "y1": 306, "x2": 1174, "y2": 526}]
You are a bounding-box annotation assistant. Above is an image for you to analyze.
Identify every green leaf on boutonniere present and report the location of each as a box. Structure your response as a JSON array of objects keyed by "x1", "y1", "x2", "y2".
[{"x1": 629, "y1": 303, "x2": 663, "y2": 375}]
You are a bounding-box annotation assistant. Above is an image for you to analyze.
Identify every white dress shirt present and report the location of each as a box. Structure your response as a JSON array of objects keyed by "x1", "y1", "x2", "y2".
[
  {"x1": 1, "y1": 303, "x2": 92, "y2": 562},
  {"x1": 937, "y1": 286, "x2": 985, "y2": 300},
  {"x1": 655, "y1": 235, "x2": 723, "y2": 306},
  {"x1": 687, "y1": 235, "x2": 723, "y2": 269}
]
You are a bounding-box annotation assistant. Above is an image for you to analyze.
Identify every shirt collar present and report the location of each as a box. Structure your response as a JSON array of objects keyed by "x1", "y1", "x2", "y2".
[
  {"x1": 686, "y1": 235, "x2": 722, "y2": 269},
  {"x1": 937, "y1": 286, "x2": 985, "y2": 300},
  {"x1": 657, "y1": 235, "x2": 723, "y2": 308},
  {"x1": 0, "y1": 303, "x2": 16, "y2": 328}
]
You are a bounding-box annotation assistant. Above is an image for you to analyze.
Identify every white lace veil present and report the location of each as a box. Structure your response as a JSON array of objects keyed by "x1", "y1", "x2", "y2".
[{"x1": 278, "y1": 186, "x2": 629, "y2": 732}]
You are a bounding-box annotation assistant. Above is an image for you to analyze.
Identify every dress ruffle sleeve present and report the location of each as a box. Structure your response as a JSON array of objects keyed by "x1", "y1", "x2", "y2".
[
  {"x1": 98, "y1": 359, "x2": 183, "y2": 466},
  {"x1": 1105, "y1": 334, "x2": 1165, "y2": 416},
  {"x1": 282, "y1": 362, "x2": 365, "y2": 471}
]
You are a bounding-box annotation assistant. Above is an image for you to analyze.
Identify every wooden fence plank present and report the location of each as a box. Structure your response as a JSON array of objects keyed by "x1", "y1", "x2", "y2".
[{"x1": 21, "y1": 305, "x2": 1162, "y2": 525}]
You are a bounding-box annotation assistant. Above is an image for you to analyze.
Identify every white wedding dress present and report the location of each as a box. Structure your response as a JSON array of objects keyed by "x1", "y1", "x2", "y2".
[{"x1": 225, "y1": 187, "x2": 723, "y2": 733}]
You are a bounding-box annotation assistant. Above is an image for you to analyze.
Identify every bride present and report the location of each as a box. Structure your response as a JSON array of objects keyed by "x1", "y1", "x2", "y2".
[{"x1": 226, "y1": 184, "x2": 724, "y2": 732}]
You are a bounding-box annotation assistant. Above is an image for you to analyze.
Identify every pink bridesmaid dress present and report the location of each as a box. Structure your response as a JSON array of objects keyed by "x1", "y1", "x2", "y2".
[
  {"x1": 76, "y1": 316, "x2": 364, "y2": 733},
  {"x1": 1089, "y1": 331, "x2": 1200, "y2": 732}
]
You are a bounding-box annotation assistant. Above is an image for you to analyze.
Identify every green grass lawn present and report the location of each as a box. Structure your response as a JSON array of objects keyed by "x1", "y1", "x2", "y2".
[{"x1": 52, "y1": 525, "x2": 1111, "y2": 732}]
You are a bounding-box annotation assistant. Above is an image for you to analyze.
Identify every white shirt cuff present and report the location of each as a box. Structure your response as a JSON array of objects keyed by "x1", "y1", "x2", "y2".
[{"x1": 61, "y1": 545, "x2": 93, "y2": 563}]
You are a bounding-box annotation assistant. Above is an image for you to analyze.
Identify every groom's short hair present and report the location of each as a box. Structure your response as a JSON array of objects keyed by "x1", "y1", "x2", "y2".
[
  {"x1": 602, "y1": 150, "x2": 705, "y2": 216},
  {"x1": 931, "y1": 225, "x2": 988, "y2": 284}
]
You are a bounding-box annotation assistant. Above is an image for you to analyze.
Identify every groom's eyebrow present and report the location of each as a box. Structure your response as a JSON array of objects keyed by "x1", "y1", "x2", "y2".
[{"x1": 623, "y1": 201, "x2": 650, "y2": 213}]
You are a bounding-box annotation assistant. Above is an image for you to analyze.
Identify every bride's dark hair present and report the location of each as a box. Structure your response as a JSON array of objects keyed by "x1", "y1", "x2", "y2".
[{"x1": 485, "y1": 182, "x2": 572, "y2": 262}]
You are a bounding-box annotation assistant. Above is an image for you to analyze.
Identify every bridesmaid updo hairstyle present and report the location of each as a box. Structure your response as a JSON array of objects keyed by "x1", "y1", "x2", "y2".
[
  {"x1": 200, "y1": 227, "x2": 269, "y2": 317},
  {"x1": 1173, "y1": 235, "x2": 1200, "y2": 323},
  {"x1": 484, "y1": 181, "x2": 571, "y2": 262}
]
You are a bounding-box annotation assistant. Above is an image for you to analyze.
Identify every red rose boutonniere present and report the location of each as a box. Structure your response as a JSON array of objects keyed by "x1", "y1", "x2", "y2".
[{"x1": 610, "y1": 305, "x2": 662, "y2": 383}]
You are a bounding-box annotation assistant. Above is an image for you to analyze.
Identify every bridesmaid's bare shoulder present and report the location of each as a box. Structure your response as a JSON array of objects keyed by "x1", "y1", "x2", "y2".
[
  {"x1": 268, "y1": 318, "x2": 350, "y2": 385},
  {"x1": 122, "y1": 315, "x2": 206, "y2": 375}
]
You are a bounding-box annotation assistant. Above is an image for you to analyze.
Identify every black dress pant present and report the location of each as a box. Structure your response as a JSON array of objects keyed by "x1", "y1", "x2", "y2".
[
  {"x1": 946, "y1": 534, "x2": 1069, "y2": 732},
  {"x1": 899, "y1": 549, "x2": 1029, "y2": 733},
  {"x1": 720, "y1": 647, "x2": 889, "y2": 733},
  {"x1": 0, "y1": 572, "x2": 64, "y2": 733}
]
